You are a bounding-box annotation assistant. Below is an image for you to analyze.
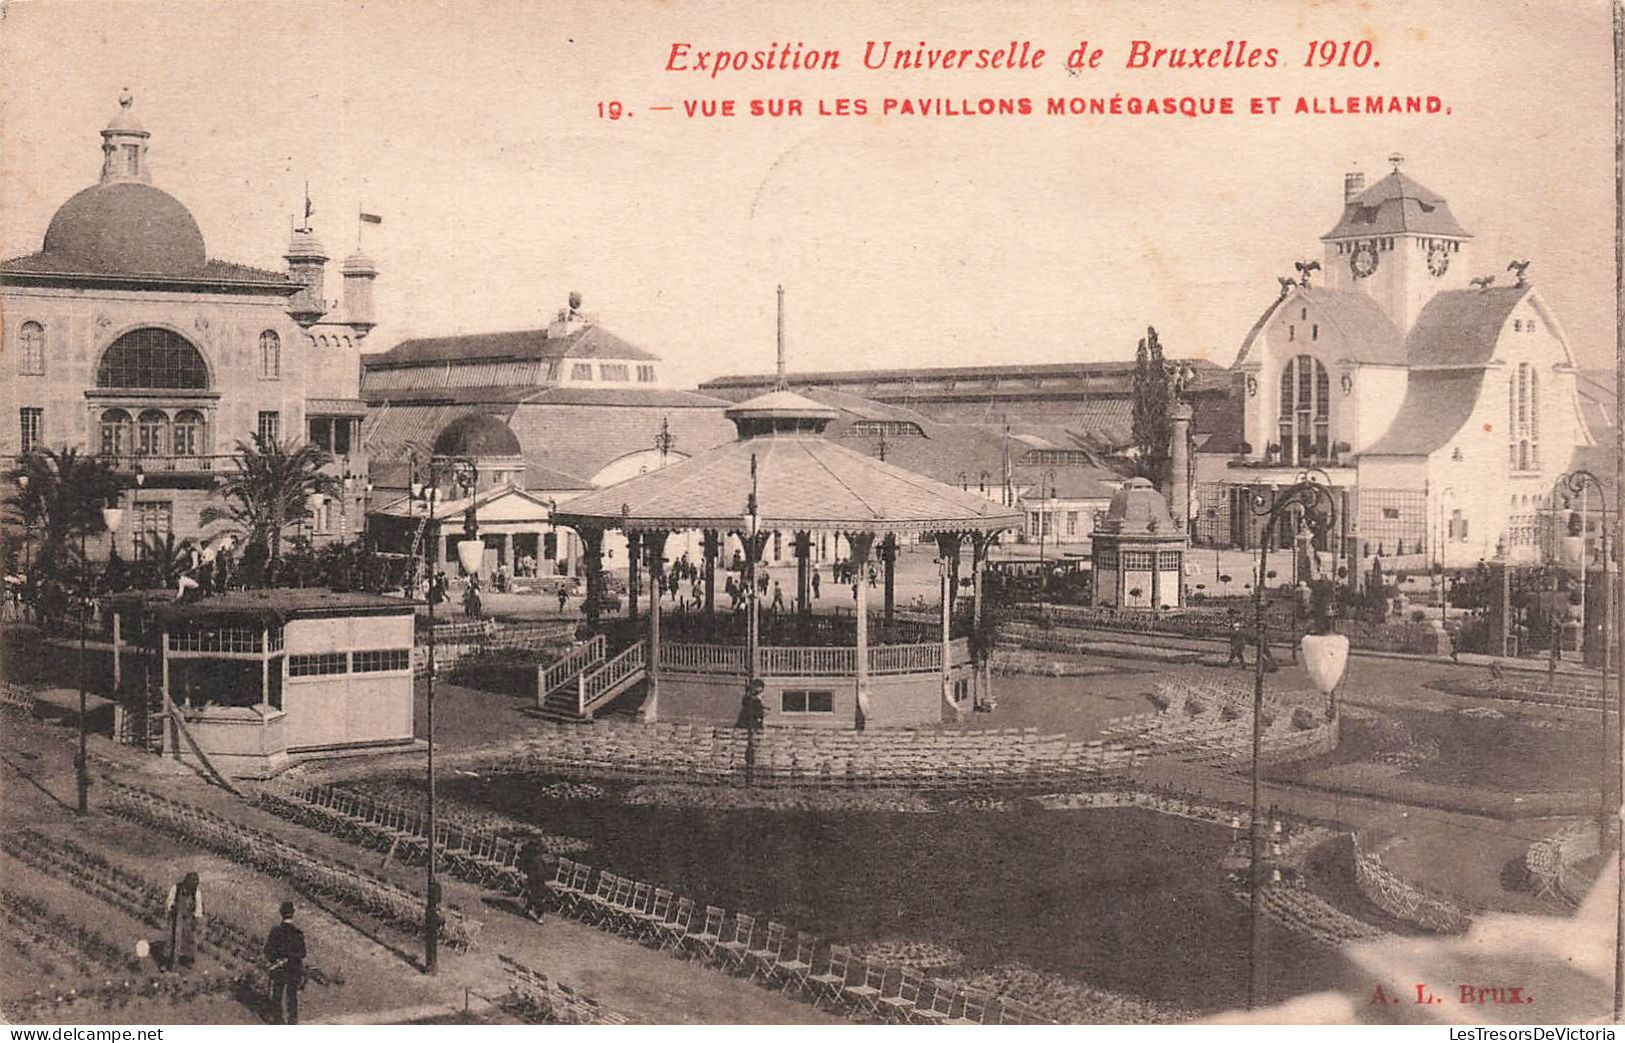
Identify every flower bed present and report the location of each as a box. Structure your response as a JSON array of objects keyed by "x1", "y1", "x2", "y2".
[
  {"x1": 1350, "y1": 837, "x2": 1473, "y2": 934},
  {"x1": 848, "y1": 940, "x2": 964, "y2": 973},
  {"x1": 938, "y1": 962, "x2": 1194, "y2": 1025}
]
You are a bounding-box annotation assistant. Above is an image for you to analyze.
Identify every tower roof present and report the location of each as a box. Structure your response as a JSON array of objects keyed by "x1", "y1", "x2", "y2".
[
  {"x1": 1322, "y1": 169, "x2": 1471, "y2": 240},
  {"x1": 431, "y1": 413, "x2": 523, "y2": 457}
]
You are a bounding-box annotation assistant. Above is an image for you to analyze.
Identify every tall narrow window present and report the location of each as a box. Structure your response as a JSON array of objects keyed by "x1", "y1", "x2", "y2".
[
  {"x1": 259, "y1": 330, "x2": 281, "y2": 379},
  {"x1": 19, "y1": 408, "x2": 42, "y2": 454},
  {"x1": 257, "y1": 411, "x2": 280, "y2": 444},
  {"x1": 100, "y1": 409, "x2": 132, "y2": 459},
  {"x1": 133, "y1": 502, "x2": 173, "y2": 560},
  {"x1": 1510, "y1": 364, "x2": 1540, "y2": 471},
  {"x1": 173, "y1": 410, "x2": 205, "y2": 459},
  {"x1": 136, "y1": 409, "x2": 167, "y2": 457},
  {"x1": 18, "y1": 322, "x2": 45, "y2": 375}
]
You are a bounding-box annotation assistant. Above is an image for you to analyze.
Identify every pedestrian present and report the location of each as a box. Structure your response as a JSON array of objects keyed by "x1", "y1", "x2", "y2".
[
  {"x1": 264, "y1": 901, "x2": 306, "y2": 1025},
  {"x1": 812, "y1": 571, "x2": 821, "y2": 599},
  {"x1": 1226, "y1": 613, "x2": 1246, "y2": 668},
  {"x1": 556, "y1": 585, "x2": 569, "y2": 613},
  {"x1": 771, "y1": 581, "x2": 785, "y2": 614},
  {"x1": 165, "y1": 871, "x2": 203, "y2": 970},
  {"x1": 519, "y1": 838, "x2": 548, "y2": 922}
]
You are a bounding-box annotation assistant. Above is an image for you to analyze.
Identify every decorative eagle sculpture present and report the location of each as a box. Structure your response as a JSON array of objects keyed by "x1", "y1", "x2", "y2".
[
  {"x1": 1277, "y1": 276, "x2": 1297, "y2": 298},
  {"x1": 1293, "y1": 259, "x2": 1322, "y2": 288},
  {"x1": 1470, "y1": 275, "x2": 1496, "y2": 290},
  {"x1": 1507, "y1": 260, "x2": 1530, "y2": 288}
]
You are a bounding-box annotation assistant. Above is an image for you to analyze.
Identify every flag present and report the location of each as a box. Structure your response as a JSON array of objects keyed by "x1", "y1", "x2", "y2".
[{"x1": 359, "y1": 211, "x2": 383, "y2": 225}]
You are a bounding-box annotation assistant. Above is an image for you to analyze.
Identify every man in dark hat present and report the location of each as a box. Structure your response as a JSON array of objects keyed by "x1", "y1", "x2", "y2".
[{"x1": 264, "y1": 901, "x2": 306, "y2": 1025}]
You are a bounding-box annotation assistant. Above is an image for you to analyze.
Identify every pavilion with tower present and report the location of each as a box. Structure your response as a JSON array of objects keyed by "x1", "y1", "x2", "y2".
[{"x1": 1195, "y1": 153, "x2": 1597, "y2": 569}]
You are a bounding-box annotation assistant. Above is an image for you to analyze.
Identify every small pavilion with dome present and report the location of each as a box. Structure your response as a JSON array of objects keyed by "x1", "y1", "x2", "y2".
[
  {"x1": 367, "y1": 412, "x2": 593, "y2": 579},
  {"x1": 1090, "y1": 477, "x2": 1187, "y2": 610},
  {"x1": 550, "y1": 379, "x2": 1024, "y2": 729}
]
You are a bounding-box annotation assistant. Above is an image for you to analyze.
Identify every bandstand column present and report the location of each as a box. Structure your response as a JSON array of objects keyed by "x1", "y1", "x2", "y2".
[
  {"x1": 626, "y1": 531, "x2": 641, "y2": 621},
  {"x1": 703, "y1": 529, "x2": 718, "y2": 619},
  {"x1": 935, "y1": 532, "x2": 959, "y2": 709},
  {"x1": 644, "y1": 530, "x2": 668, "y2": 721},
  {"x1": 794, "y1": 532, "x2": 812, "y2": 616},
  {"x1": 971, "y1": 532, "x2": 989, "y2": 707},
  {"x1": 881, "y1": 535, "x2": 897, "y2": 622},
  {"x1": 581, "y1": 527, "x2": 605, "y2": 628},
  {"x1": 849, "y1": 532, "x2": 875, "y2": 730}
]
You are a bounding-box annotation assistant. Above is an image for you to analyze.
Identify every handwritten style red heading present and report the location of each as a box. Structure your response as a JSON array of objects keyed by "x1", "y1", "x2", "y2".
[{"x1": 665, "y1": 40, "x2": 1380, "y2": 79}]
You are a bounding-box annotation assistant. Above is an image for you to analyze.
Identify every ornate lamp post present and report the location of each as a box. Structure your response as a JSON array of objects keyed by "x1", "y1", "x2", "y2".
[
  {"x1": 1243, "y1": 469, "x2": 1341, "y2": 1008},
  {"x1": 1559, "y1": 470, "x2": 1612, "y2": 836},
  {"x1": 741, "y1": 454, "x2": 762, "y2": 787},
  {"x1": 407, "y1": 457, "x2": 445, "y2": 975},
  {"x1": 78, "y1": 502, "x2": 124, "y2": 816},
  {"x1": 654, "y1": 417, "x2": 677, "y2": 467}
]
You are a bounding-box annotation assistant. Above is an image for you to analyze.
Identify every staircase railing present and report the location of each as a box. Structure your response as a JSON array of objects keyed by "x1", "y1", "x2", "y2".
[
  {"x1": 576, "y1": 641, "x2": 646, "y2": 717},
  {"x1": 540, "y1": 634, "x2": 607, "y2": 701}
]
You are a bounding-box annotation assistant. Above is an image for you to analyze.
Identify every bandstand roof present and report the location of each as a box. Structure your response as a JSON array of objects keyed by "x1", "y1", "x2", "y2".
[{"x1": 553, "y1": 390, "x2": 1025, "y2": 536}]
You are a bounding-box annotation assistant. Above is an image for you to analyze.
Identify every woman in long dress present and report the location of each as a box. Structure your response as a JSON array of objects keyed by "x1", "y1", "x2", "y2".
[{"x1": 166, "y1": 872, "x2": 204, "y2": 969}]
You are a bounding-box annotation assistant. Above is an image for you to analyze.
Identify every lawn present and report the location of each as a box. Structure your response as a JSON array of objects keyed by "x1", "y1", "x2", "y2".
[{"x1": 439, "y1": 772, "x2": 1351, "y2": 1012}]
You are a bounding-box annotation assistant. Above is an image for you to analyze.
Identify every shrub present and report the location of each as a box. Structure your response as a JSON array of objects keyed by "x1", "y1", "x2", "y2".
[
  {"x1": 1219, "y1": 702, "x2": 1242, "y2": 722},
  {"x1": 1148, "y1": 689, "x2": 1172, "y2": 712},
  {"x1": 1183, "y1": 696, "x2": 1207, "y2": 717},
  {"x1": 1290, "y1": 706, "x2": 1319, "y2": 731},
  {"x1": 1410, "y1": 609, "x2": 1429, "y2": 623}
]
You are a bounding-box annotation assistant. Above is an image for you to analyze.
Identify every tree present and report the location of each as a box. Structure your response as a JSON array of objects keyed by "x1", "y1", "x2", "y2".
[
  {"x1": 198, "y1": 434, "x2": 339, "y2": 586},
  {"x1": 133, "y1": 531, "x2": 196, "y2": 591},
  {"x1": 5, "y1": 448, "x2": 123, "y2": 617},
  {"x1": 1131, "y1": 326, "x2": 1172, "y2": 489}
]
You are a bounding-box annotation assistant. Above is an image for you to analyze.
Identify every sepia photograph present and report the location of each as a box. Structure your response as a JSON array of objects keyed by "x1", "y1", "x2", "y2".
[{"x1": 0, "y1": 0, "x2": 1621, "y2": 1030}]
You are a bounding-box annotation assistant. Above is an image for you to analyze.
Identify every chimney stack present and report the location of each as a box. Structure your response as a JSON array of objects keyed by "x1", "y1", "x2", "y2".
[{"x1": 1343, "y1": 165, "x2": 1365, "y2": 204}]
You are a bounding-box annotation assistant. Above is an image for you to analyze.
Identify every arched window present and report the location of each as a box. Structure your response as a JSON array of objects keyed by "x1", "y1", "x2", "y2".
[
  {"x1": 259, "y1": 330, "x2": 281, "y2": 379},
  {"x1": 96, "y1": 328, "x2": 208, "y2": 389},
  {"x1": 100, "y1": 409, "x2": 133, "y2": 459},
  {"x1": 137, "y1": 409, "x2": 168, "y2": 457},
  {"x1": 173, "y1": 410, "x2": 206, "y2": 459},
  {"x1": 1276, "y1": 355, "x2": 1330, "y2": 465},
  {"x1": 19, "y1": 321, "x2": 45, "y2": 375}
]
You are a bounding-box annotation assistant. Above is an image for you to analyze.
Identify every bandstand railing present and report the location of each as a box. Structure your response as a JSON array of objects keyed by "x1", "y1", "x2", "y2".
[
  {"x1": 656, "y1": 640, "x2": 968, "y2": 678},
  {"x1": 541, "y1": 634, "x2": 606, "y2": 696}
]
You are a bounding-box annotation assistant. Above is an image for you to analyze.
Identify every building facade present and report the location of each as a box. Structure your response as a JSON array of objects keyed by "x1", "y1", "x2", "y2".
[
  {"x1": 1, "y1": 96, "x2": 376, "y2": 556},
  {"x1": 1195, "y1": 157, "x2": 1595, "y2": 566}
]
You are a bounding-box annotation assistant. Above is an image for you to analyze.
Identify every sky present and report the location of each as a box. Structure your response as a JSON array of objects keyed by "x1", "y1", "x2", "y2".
[{"x1": 0, "y1": 0, "x2": 1616, "y2": 388}]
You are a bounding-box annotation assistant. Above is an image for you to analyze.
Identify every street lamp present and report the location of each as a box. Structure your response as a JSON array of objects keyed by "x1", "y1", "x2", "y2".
[
  {"x1": 1560, "y1": 470, "x2": 1612, "y2": 837},
  {"x1": 1437, "y1": 487, "x2": 1456, "y2": 630},
  {"x1": 405, "y1": 454, "x2": 449, "y2": 975},
  {"x1": 77, "y1": 502, "x2": 123, "y2": 816},
  {"x1": 741, "y1": 454, "x2": 762, "y2": 787},
  {"x1": 1243, "y1": 469, "x2": 1341, "y2": 1009}
]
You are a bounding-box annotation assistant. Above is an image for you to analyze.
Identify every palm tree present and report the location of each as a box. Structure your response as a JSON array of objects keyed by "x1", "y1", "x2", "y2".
[
  {"x1": 135, "y1": 531, "x2": 197, "y2": 590},
  {"x1": 199, "y1": 434, "x2": 339, "y2": 586},
  {"x1": 5, "y1": 448, "x2": 123, "y2": 615}
]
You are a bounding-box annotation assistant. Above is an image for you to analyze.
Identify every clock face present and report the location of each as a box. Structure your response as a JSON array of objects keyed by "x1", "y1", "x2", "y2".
[
  {"x1": 1427, "y1": 244, "x2": 1450, "y2": 277},
  {"x1": 1350, "y1": 242, "x2": 1379, "y2": 280}
]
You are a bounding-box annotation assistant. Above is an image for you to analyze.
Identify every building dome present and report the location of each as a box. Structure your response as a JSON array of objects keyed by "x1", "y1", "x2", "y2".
[
  {"x1": 1100, "y1": 477, "x2": 1175, "y2": 535},
  {"x1": 42, "y1": 182, "x2": 206, "y2": 275},
  {"x1": 432, "y1": 413, "x2": 522, "y2": 457}
]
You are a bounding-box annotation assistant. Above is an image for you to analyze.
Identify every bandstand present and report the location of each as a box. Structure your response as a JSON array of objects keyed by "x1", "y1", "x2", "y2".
[{"x1": 550, "y1": 390, "x2": 1024, "y2": 729}]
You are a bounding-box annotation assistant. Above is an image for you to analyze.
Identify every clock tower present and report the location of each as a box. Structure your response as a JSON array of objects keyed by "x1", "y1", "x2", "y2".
[{"x1": 1320, "y1": 155, "x2": 1472, "y2": 335}]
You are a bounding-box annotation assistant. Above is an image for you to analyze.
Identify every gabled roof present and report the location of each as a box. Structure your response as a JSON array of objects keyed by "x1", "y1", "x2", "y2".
[
  {"x1": 1360, "y1": 369, "x2": 1486, "y2": 456},
  {"x1": 1322, "y1": 170, "x2": 1471, "y2": 240},
  {"x1": 366, "y1": 323, "x2": 660, "y2": 368},
  {"x1": 1232, "y1": 285, "x2": 1406, "y2": 368},
  {"x1": 1406, "y1": 286, "x2": 1530, "y2": 367}
]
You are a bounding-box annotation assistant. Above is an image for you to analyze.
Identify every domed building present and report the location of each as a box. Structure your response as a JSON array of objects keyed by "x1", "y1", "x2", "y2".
[
  {"x1": 1, "y1": 95, "x2": 378, "y2": 553},
  {"x1": 1090, "y1": 477, "x2": 1187, "y2": 610}
]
